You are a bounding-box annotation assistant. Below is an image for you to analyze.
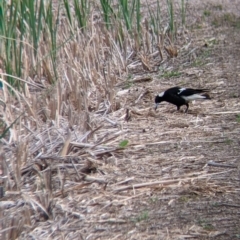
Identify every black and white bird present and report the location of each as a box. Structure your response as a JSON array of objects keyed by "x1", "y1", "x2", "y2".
[{"x1": 155, "y1": 87, "x2": 211, "y2": 113}]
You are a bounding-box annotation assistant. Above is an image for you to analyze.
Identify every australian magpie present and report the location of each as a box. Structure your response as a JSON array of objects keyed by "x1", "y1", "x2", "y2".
[{"x1": 155, "y1": 87, "x2": 211, "y2": 113}]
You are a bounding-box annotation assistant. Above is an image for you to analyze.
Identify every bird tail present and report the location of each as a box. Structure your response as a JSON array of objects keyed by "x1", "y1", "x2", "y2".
[
  {"x1": 194, "y1": 88, "x2": 210, "y2": 93},
  {"x1": 201, "y1": 93, "x2": 211, "y2": 99}
]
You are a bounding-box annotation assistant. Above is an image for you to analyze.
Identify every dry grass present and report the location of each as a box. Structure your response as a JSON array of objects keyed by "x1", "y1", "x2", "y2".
[{"x1": 1, "y1": 0, "x2": 240, "y2": 239}]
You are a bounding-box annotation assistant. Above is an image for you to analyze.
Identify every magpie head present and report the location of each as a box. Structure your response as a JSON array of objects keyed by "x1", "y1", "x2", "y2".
[{"x1": 155, "y1": 94, "x2": 164, "y2": 110}]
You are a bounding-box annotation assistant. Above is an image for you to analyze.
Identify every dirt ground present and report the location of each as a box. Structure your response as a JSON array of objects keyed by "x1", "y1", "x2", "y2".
[{"x1": 1, "y1": 1, "x2": 240, "y2": 239}]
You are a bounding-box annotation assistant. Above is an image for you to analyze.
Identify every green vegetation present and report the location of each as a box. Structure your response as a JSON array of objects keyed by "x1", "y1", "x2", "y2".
[
  {"x1": 122, "y1": 74, "x2": 134, "y2": 89},
  {"x1": 212, "y1": 13, "x2": 240, "y2": 28},
  {"x1": 198, "y1": 219, "x2": 215, "y2": 231},
  {"x1": 0, "y1": 0, "x2": 188, "y2": 92},
  {"x1": 203, "y1": 10, "x2": 211, "y2": 17},
  {"x1": 133, "y1": 210, "x2": 149, "y2": 222},
  {"x1": 147, "y1": 0, "x2": 161, "y2": 35},
  {"x1": 192, "y1": 59, "x2": 204, "y2": 67},
  {"x1": 191, "y1": 48, "x2": 212, "y2": 67},
  {"x1": 167, "y1": 0, "x2": 175, "y2": 34},
  {"x1": 160, "y1": 71, "x2": 181, "y2": 78},
  {"x1": 230, "y1": 93, "x2": 238, "y2": 98},
  {"x1": 0, "y1": 120, "x2": 6, "y2": 138},
  {"x1": 181, "y1": 0, "x2": 186, "y2": 26},
  {"x1": 213, "y1": 4, "x2": 223, "y2": 11},
  {"x1": 223, "y1": 13, "x2": 235, "y2": 22},
  {"x1": 149, "y1": 196, "x2": 158, "y2": 203},
  {"x1": 224, "y1": 138, "x2": 233, "y2": 145},
  {"x1": 119, "y1": 140, "x2": 129, "y2": 148},
  {"x1": 0, "y1": 114, "x2": 23, "y2": 140},
  {"x1": 178, "y1": 195, "x2": 191, "y2": 202},
  {"x1": 149, "y1": 0, "x2": 177, "y2": 38},
  {"x1": 236, "y1": 114, "x2": 240, "y2": 123}
]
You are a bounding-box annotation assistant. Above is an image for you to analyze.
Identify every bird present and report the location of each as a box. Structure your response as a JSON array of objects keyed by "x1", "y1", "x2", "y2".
[{"x1": 155, "y1": 86, "x2": 211, "y2": 113}]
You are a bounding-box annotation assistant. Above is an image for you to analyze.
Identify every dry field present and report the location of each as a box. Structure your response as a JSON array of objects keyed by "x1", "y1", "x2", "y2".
[{"x1": 1, "y1": 0, "x2": 240, "y2": 239}]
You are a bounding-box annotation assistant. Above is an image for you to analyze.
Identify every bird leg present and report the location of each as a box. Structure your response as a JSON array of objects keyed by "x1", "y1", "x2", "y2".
[{"x1": 184, "y1": 103, "x2": 189, "y2": 113}]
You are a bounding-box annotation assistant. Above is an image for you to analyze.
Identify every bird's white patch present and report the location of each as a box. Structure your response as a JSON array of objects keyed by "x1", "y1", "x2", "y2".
[
  {"x1": 158, "y1": 92, "x2": 165, "y2": 97},
  {"x1": 178, "y1": 88, "x2": 186, "y2": 94},
  {"x1": 181, "y1": 94, "x2": 206, "y2": 102}
]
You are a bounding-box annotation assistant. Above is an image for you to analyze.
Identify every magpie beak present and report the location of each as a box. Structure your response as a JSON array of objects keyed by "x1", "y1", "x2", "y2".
[{"x1": 155, "y1": 103, "x2": 159, "y2": 111}]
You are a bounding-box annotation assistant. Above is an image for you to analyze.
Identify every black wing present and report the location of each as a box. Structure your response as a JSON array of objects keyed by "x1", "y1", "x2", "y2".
[
  {"x1": 165, "y1": 92, "x2": 186, "y2": 106},
  {"x1": 164, "y1": 87, "x2": 182, "y2": 95}
]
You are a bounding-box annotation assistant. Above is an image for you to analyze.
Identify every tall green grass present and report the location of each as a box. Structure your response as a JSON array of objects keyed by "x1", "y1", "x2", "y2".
[
  {"x1": 73, "y1": 0, "x2": 90, "y2": 30},
  {"x1": 99, "y1": 0, "x2": 141, "y2": 33},
  {"x1": 166, "y1": 0, "x2": 174, "y2": 34},
  {"x1": 181, "y1": 0, "x2": 186, "y2": 26},
  {"x1": 100, "y1": 0, "x2": 114, "y2": 29},
  {"x1": 0, "y1": 0, "x2": 186, "y2": 91},
  {"x1": 44, "y1": 0, "x2": 60, "y2": 81},
  {"x1": 0, "y1": 1, "x2": 22, "y2": 88}
]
